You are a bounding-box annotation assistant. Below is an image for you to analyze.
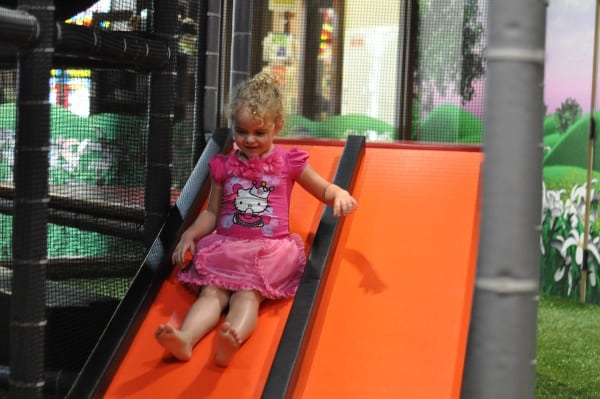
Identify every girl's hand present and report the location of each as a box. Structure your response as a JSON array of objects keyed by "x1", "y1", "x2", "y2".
[
  {"x1": 332, "y1": 189, "x2": 358, "y2": 217},
  {"x1": 296, "y1": 165, "x2": 358, "y2": 217},
  {"x1": 171, "y1": 234, "x2": 196, "y2": 266}
]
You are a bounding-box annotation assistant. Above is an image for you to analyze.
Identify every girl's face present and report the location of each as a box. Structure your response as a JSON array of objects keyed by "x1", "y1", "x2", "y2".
[{"x1": 233, "y1": 107, "x2": 283, "y2": 159}]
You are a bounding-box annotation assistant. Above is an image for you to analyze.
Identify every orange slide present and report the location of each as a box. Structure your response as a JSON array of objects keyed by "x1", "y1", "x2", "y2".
[
  {"x1": 101, "y1": 141, "x2": 347, "y2": 398},
  {"x1": 100, "y1": 142, "x2": 482, "y2": 398},
  {"x1": 288, "y1": 144, "x2": 482, "y2": 399}
]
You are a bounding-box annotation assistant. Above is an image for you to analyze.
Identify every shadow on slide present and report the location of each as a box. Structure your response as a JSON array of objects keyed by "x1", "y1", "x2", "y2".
[
  {"x1": 281, "y1": 144, "x2": 483, "y2": 399},
  {"x1": 66, "y1": 133, "x2": 365, "y2": 398}
]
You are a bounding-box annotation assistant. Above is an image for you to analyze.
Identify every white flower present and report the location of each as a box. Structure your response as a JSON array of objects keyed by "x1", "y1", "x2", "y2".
[
  {"x1": 564, "y1": 180, "x2": 597, "y2": 221},
  {"x1": 553, "y1": 251, "x2": 573, "y2": 296},
  {"x1": 562, "y1": 229, "x2": 600, "y2": 265},
  {"x1": 544, "y1": 189, "x2": 565, "y2": 219},
  {"x1": 542, "y1": 182, "x2": 565, "y2": 216}
]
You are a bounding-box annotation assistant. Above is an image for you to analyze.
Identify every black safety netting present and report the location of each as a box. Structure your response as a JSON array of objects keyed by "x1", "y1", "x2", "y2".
[
  {"x1": 255, "y1": 0, "x2": 488, "y2": 144},
  {"x1": 0, "y1": 0, "x2": 193, "y2": 397},
  {"x1": 0, "y1": 0, "x2": 488, "y2": 397}
]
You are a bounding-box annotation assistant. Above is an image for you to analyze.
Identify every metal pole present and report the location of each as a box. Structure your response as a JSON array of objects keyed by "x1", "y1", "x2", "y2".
[
  {"x1": 0, "y1": 6, "x2": 39, "y2": 47},
  {"x1": 229, "y1": 0, "x2": 253, "y2": 98},
  {"x1": 192, "y1": 0, "x2": 209, "y2": 162},
  {"x1": 461, "y1": 0, "x2": 546, "y2": 398},
  {"x1": 193, "y1": 0, "x2": 223, "y2": 163},
  {"x1": 0, "y1": 7, "x2": 172, "y2": 71},
  {"x1": 580, "y1": 0, "x2": 600, "y2": 303},
  {"x1": 144, "y1": 1, "x2": 177, "y2": 249},
  {"x1": 396, "y1": 0, "x2": 417, "y2": 141}
]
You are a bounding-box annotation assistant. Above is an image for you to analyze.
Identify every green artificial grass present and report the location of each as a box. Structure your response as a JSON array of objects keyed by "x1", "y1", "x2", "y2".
[{"x1": 536, "y1": 294, "x2": 600, "y2": 398}]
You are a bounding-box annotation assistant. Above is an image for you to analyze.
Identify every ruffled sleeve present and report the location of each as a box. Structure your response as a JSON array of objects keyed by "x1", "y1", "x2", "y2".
[
  {"x1": 208, "y1": 154, "x2": 228, "y2": 185},
  {"x1": 286, "y1": 148, "x2": 309, "y2": 180}
]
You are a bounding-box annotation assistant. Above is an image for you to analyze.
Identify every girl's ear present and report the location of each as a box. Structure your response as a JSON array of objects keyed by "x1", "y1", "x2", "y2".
[{"x1": 274, "y1": 118, "x2": 285, "y2": 135}]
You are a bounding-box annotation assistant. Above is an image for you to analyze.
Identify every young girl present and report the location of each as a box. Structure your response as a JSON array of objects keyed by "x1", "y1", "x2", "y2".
[{"x1": 155, "y1": 72, "x2": 358, "y2": 367}]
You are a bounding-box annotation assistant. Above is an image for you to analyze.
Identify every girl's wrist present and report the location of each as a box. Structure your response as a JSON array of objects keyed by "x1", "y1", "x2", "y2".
[{"x1": 324, "y1": 183, "x2": 342, "y2": 201}]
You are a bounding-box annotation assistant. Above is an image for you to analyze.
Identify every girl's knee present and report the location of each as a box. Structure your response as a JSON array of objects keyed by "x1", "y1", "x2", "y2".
[
  {"x1": 231, "y1": 290, "x2": 263, "y2": 305},
  {"x1": 200, "y1": 285, "x2": 230, "y2": 305}
]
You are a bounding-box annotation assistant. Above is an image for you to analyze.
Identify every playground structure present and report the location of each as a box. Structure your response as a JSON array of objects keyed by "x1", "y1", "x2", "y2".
[
  {"x1": 0, "y1": 1, "x2": 544, "y2": 398},
  {"x1": 72, "y1": 137, "x2": 482, "y2": 399}
]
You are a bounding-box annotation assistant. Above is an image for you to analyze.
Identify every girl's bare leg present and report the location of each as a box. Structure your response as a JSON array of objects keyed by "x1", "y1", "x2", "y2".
[
  {"x1": 215, "y1": 290, "x2": 263, "y2": 367},
  {"x1": 155, "y1": 285, "x2": 230, "y2": 361}
]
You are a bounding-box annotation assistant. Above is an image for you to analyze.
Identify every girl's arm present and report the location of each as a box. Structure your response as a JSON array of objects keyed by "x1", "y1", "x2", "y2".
[
  {"x1": 171, "y1": 179, "x2": 223, "y2": 265},
  {"x1": 297, "y1": 164, "x2": 358, "y2": 217}
]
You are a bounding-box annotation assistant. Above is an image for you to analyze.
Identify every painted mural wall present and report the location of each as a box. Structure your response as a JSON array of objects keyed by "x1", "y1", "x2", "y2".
[{"x1": 542, "y1": 0, "x2": 600, "y2": 303}]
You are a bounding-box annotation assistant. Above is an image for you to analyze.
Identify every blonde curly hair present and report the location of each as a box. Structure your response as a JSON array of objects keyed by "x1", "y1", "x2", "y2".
[{"x1": 228, "y1": 72, "x2": 284, "y2": 127}]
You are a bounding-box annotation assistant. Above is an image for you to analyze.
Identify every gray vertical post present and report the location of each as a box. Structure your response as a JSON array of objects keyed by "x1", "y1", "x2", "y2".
[
  {"x1": 11, "y1": 1, "x2": 54, "y2": 398},
  {"x1": 193, "y1": 0, "x2": 223, "y2": 163},
  {"x1": 229, "y1": 0, "x2": 253, "y2": 97},
  {"x1": 144, "y1": 1, "x2": 177, "y2": 248},
  {"x1": 580, "y1": 1, "x2": 600, "y2": 303},
  {"x1": 461, "y1": 1, "x2": 546, "y2": 398},
  {"x1": 396, "y1": 0, "x2": 417, "y2": 140}
]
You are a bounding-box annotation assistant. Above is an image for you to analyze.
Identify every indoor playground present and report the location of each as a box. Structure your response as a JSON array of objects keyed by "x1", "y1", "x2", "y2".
[{"x1": 0, "y1": 1, "x2": 596, "y2": 398}]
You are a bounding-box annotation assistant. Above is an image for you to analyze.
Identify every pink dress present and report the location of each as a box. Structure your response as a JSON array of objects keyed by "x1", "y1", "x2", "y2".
[{"x1": 178, "y1": 146, "x2": 309, "y2": 299}]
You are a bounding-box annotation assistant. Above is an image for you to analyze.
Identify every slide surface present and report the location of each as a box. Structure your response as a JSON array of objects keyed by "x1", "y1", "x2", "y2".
[
  {"x1": 290, "y1": 145, "x2": 482, "y2": 399},
  {"x1": 102, "y1": 142, "x2": 482, "y2": 399},
  {"x1": 102, "y1": 142, "x2": 345, "y2": 398}
]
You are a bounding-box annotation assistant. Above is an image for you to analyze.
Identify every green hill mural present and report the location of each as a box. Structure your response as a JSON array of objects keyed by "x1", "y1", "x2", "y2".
[
  {"x1": 317, "y1": 114, "x2": 395, "y2": 140},
  {"x1": 543, "y1": 113, "x2": 560, "y2": 137},
  {"x1": 541, "y1": 109, "x2": 600, "y2": 304},
  {"x1": 282, "y1": 104, "x2": 483, "y2": 144},
  {"x1": 419, "y1": 104, "x2": 483, "y2": 143},
  {"x1": 544, "y1": 111, "x2": 600, "y2": 171},
  {"x1": 281, "y1": 113, "x2": 395, "y2": 141},
  {"x1": 280, "y1": 114, "x2": 318, "y2": 137}
]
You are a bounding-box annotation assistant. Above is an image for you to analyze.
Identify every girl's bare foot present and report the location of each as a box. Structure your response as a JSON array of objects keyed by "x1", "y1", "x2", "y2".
[
  {"x1": 215, "y1": 322, "x2": 242, "y2": 367},
  {"x1": 155, "y1": 323, "x2": 193, "y2": 361}
]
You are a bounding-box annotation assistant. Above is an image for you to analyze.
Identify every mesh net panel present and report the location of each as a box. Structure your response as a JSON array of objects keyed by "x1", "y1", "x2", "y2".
[
  {"x1": 0, "y1": 1, "x2": 167, "y2": 396},
  {"x1": 259, "y1": 0, "x2": 488, "y2": 144},
  {"x1": 413, "y1": 0, "x2": 487, "y2": 143},
  {"x1": 0, "y1": 0, "x2": 488, "y2": 396}
]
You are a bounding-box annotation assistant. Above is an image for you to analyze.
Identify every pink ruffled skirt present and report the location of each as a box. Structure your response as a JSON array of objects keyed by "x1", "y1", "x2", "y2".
[{"x1": 178, "y1": 233, "x2": 307, "y2": 299}]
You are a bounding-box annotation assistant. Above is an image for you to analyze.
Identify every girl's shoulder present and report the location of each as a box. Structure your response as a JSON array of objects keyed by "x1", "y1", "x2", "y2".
[
  {"x1": 276, "y1": 146, "x2": 309, "y2": 177},
  {"x1": 208, "y1": 152, "x2": 234, "y2": 184},
  {"x1": 208, "y1": 152, "x2": 231, "y2": 168},
  {"x1": 280, "y1": 146, "x2": 309, "y2": 163}
]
